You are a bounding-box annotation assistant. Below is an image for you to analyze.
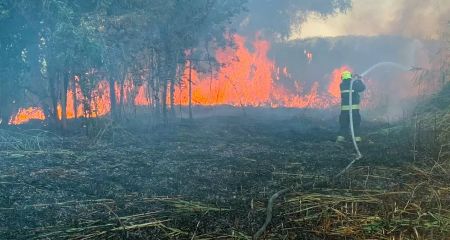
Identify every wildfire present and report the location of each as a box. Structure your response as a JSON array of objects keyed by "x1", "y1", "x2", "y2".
[
  {"x1": 10, "y1": 34, "x2": 352, "y2": 125},
  {"x1": 9, "y1": 107, "x2": 46, "y2": 125},
  {"x1": 174, "y1": 35, "x2": 343, "y2": 108},
  {"x1": 56, "y1": 80, "x2": 111, "y2": 120},
  {"x1": 51, "y1": 77, "x2": 150, "y2": 121}
]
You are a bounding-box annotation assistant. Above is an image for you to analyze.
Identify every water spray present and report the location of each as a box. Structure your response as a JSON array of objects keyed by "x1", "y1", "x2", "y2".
[{"x1": 360, "y1": 62, "x2": 412, "y2": 77}]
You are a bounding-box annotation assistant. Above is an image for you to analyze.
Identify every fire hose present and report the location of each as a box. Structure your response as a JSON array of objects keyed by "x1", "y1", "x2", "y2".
[
  {"x1": 253, "y1": 62, "x2": 421, "y2": 239},
  {"x1": 336, "y1": 75, "x2": 363, "y2": 176}
]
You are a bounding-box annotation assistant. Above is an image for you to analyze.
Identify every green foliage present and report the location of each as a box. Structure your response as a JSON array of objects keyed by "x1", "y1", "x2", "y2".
[{"x1": 0, "y1": 2, "x2": 10, "y2": 20}]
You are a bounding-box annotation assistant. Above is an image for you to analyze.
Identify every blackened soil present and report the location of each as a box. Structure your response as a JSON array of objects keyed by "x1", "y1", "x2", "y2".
[{"x1": 0, "y1": 115, "x2": 413, "y2": 239}]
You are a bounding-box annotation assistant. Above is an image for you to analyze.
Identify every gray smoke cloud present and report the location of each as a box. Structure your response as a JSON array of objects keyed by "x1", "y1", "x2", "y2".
[
  {"x1": 238, "y1": 0, "x2": 352, "y2": 39},
  {"x1": 290, "y1": 0, "x2": 450, "y2": 40}
]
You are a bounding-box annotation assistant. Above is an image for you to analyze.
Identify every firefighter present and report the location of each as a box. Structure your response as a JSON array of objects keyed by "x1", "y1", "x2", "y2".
[{"x1": 336, "y1": 71, "x2": 366, "y2": 143}]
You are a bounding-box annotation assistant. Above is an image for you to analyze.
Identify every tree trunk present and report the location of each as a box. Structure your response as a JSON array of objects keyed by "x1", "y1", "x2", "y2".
[
  {"x1": 61, "y1": 72, "x2": 69, "y2": 130},
  {"x1": 48, "y1": 74, "x2": 59, "y2": 126},
  {"x1": 154, "y1": 89, "x2": 160, "y2": 119},
  {"x1": 147, "y1": 71, "x2": 153, "y2": 113},
  {"x1": 109, "y1": 78, "x2": 117, "y2": 121},
  {"x1": 119, "y1": 82, "x2": 124, "y2": 118},
  {"x1": 0, "y1": 79, "x2": 10, "y2": 127},
  {"x1": 188, "y1": 60, "x2": 193, "y2": 120},
  {"x1": 162, "y1": 78, "x2": 168, "y2": 123},
  {"x1": 170, "y1": 75, "x2": 175, "y2": 118},
  {"x1": 72, "y1": 77, "x2": 78, "y2": 119},
  {"x1": 0, "y1": 102, "x2": 11, "y2": 127},
  {"x1": 153, "y1": 59, "x2": 161, "y2": 120}
]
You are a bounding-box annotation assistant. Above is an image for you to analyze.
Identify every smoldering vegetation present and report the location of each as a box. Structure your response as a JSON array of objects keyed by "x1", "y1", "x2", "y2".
[{"x1": 1, "y1": 106, "x2": 450, "y2": 239}]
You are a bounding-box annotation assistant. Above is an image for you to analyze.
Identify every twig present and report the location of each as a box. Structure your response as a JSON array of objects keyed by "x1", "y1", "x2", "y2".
[{"x1": 100, "y1": 203, "x2": 127, "y2": 239}]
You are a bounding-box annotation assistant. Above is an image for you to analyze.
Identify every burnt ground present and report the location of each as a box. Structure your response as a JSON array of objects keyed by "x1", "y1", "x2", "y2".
[{"x1": 0, "y1": 113, "x2": 447, "y2": 239}]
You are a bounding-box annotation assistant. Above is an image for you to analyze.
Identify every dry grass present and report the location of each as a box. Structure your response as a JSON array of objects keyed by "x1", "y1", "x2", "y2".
[
  {"x1": 26, "y1": 197, "x2": 232, "y2": 239},
  {"x1": 269, "y1": 157, "x2": 450, "y2": 240}
]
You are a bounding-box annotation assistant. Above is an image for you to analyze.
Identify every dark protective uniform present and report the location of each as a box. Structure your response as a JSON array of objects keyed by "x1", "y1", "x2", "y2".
[{"x1": 339, "y1": 77, "x2": 366, "y2": 138}]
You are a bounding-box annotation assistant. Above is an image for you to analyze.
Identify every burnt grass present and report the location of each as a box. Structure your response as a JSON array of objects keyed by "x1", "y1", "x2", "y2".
[{"x1": 0, "y1": 113, "x2": 418, "y2": 239}]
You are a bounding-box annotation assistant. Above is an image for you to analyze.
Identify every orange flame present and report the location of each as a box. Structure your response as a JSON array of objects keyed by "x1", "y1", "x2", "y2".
[
  {"x1": 9, "y1": 107, "x2": 45, "y2": 125},
  {"x1": 174, "y1": 35, "x2": 343, "y2": 108},
  {"x1": 57, "y1": 80, "x2": 111, "y2": 120},
  {"x1": 134, "y1": 83, "x2": 151, "y2": 106},
  {"x1": 328, "y1": 66, "x2": 352, "y2": 98},
  {"x1": 10, "y1": 34, "x2": 356, "y2": 125}
]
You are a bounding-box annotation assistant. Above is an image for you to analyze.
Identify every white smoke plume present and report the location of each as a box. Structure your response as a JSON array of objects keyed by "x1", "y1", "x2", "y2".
[{"x1": 290, "y1": 0, "x2": 450, "y2": 40}]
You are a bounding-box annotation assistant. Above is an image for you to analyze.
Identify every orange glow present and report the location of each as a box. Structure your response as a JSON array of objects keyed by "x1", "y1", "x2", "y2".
[
  {"x1": 9, "y1": 107, "x2": 45, "y2": 125},
  {"x1": 134, "y1": 83, "x2": 151, "y2": 106},
  {"x1": 66, "y1": 76, "x2": 85, "y2": 118},
  {"x1": 90, "y1": 80, "x2": 111, "y2": 117},
  {"x1": 10, "y1": 34, "x2": 358, "y2": 125},
  {"x1": 57, "y1": 80, "x2": 111, "y2": 120},
  {"x1": 328, "y1": 66, "x2": 352, "y2": 99},
  {"x1": 174, "y1": 35, "x2": 343, "y2": 108}
]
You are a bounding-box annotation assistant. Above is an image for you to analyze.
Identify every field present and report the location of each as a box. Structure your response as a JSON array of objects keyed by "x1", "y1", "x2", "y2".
[{"x1": 1, "y1": 111, "x2": 449, "y2": 239}]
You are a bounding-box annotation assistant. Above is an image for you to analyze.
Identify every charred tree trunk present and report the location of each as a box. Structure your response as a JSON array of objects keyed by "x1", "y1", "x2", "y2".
[
  {"x1": 153, "y1": 56, "x2": 161, "y2": 120},
  {"x1": 169, "y1": 52, "x2": 182, "y2": 119},
  {"x1": 188, "y1": 60, "x2": 193, "y2": 120},
  {"x1": 0, "y1": 79, "x2": 11, "y2": 127},
  {"x1": 72, "y1": 77, "x2": 78, "y2": 119},
  {"x1": 48, "y1": 73, "x2": 59, "y2": 127},
  {"x1": 147, "y1": 50, "x2": 155, "y2": 117},
  {"x1": 153, "y1": 79, "x2": 161, "y2": 120},
  {"x1": 119, "y1": 82, "x2": 124, "y2": 118},
  {"x1": 116, "y1": 69, "x2": 126, "y2": 121},
  {"x1": 109, "y1": 78, "x2": 117, "y2": 121},
  {"x1": 61, "y1": 72, "x2": 69, "y2": 130},
  {"x1": 162, "y1": 78, "x2": 168, "y2": 123},
  {"x1": 0, "y1": 102, "x2": 11, "y2": 127},
  {"x1": 170, "y1": 77, "x2": 175, "y2": 118}
]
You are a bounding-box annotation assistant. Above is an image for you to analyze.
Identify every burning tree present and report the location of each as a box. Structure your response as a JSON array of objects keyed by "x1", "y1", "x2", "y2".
[{"x1": 0, "y1": 0, "x2": 246, "y2": 129}]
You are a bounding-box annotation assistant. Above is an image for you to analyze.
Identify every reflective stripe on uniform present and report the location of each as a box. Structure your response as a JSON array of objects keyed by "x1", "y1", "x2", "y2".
[
  {"x1": 341, "y1": 104, "x2": 360, "y2": 110},
  {"x1": 341, "y1": 90, "x2": 355, "y2": 93}
]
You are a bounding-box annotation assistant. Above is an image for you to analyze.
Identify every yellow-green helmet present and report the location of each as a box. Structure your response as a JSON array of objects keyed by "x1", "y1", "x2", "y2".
[{"x1": 341, "y1": 71, "x2": 352, "y2": 80}]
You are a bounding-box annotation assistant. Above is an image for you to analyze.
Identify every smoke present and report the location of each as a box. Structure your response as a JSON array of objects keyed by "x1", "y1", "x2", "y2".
[
  {"x1": 237, "y1": 0, "x2": 352, "y2": 39},
  {"x1": 290, "y1": 0, "x2": 450, "y2": 40}
]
